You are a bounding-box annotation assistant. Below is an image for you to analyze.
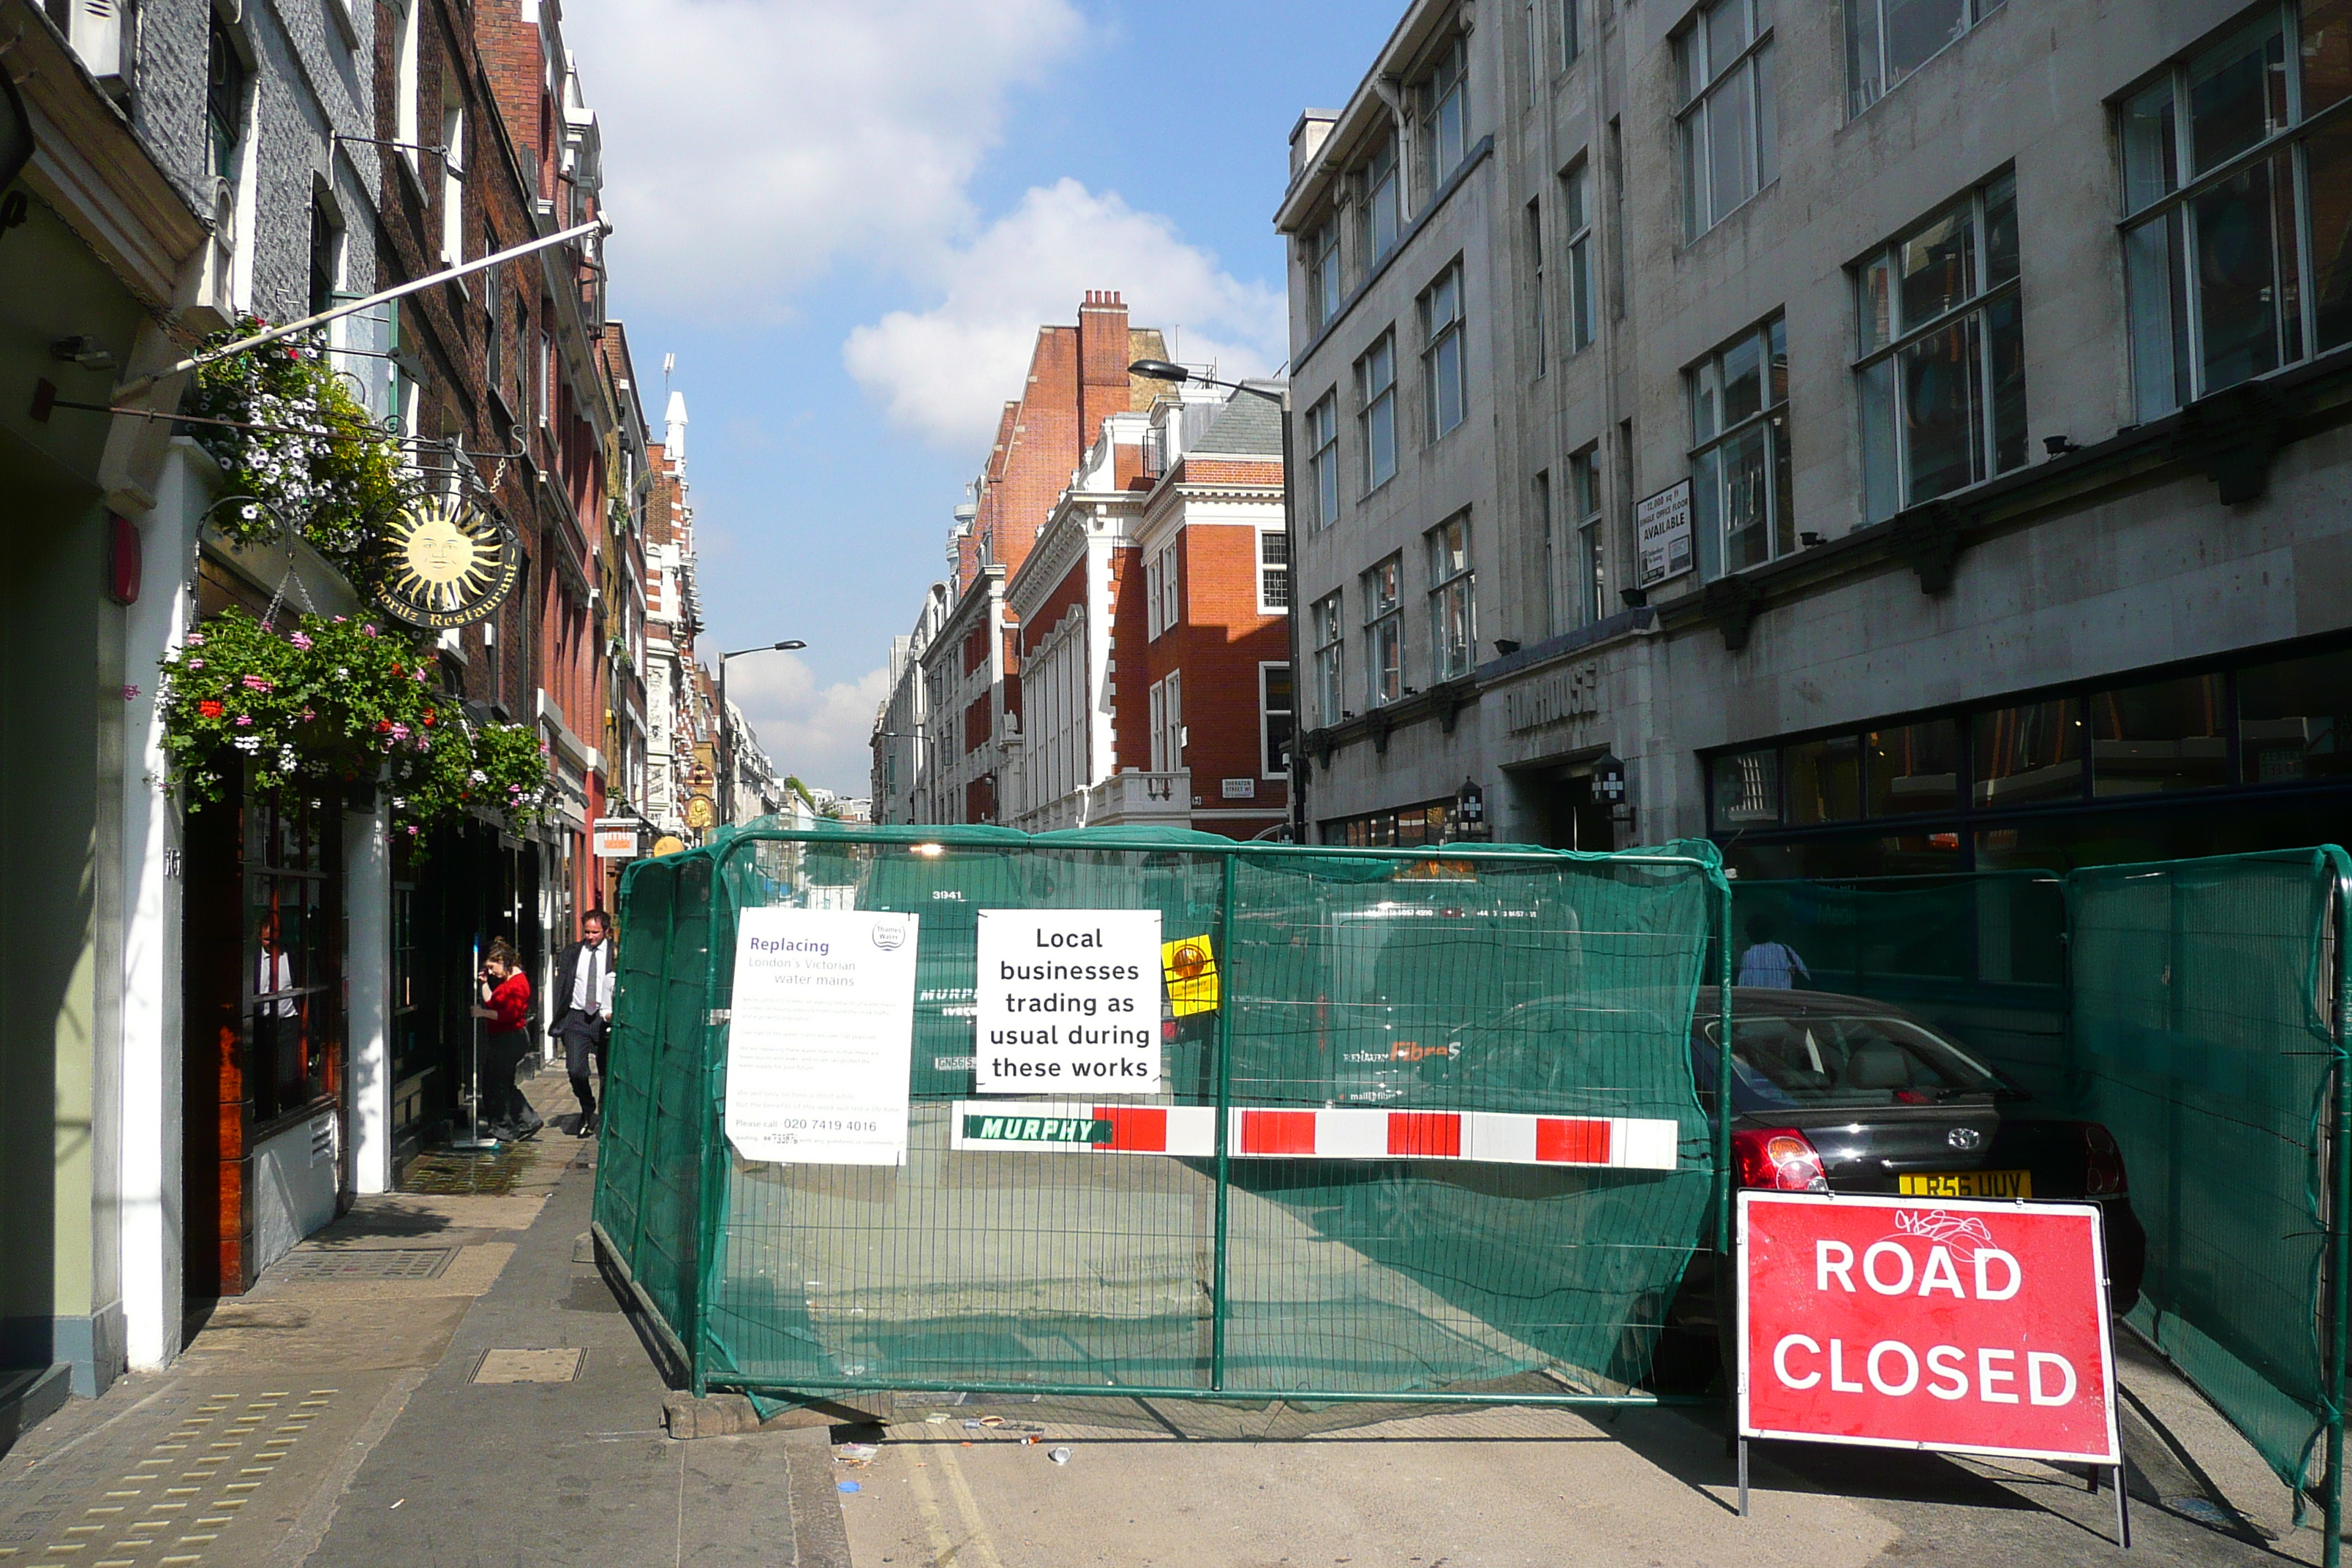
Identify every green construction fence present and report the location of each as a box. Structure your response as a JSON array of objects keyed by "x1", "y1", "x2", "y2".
[
  {"x1": 594, "y1": 824, "x2": 1736, "y2": 1411},
  {"x1": 1735, "y1": 849, "x2": 2352, "y2": 1538}
]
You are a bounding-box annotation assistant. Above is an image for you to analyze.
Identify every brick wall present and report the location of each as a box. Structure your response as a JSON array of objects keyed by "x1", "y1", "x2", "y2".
[{"x1": 1149, "y1": 524, "x2": 1289, "y2": 810}]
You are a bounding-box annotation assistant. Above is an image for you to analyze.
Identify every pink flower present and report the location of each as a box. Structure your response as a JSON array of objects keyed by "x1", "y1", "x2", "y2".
[
  {"x1": 361, "y1": 625, "x2": 379, "y2": 638},
  {"x1": 122, "y1": 684, "x2": 140, "y2": 701},
  {"x1": 233, "y1": 715, "x2": 253, "y2": 728},
  {"x1": 333, "y1": 615, "x2": 348, "y2": 624},
  {"x1": 390, "y1": 723, "x2": 411, "y2": 742},
  {"x1": 288, "y1": 631, "x2": 312, "y2": 650},
  {"x1": 241, "y1": 674, "x2": 271, "y2": 691},
  {"x1": 407, "y1": 825, "x2": 418, "y2": 837},
  {"x1": 185, "y1": 632, "x2": 206, "y2": 647},
  {"x1": 186, "y1": 659, "x2": 206, "y2": 670},
  {"x1": 299, "y1": 707, "x2": 316, "y2": 721}
]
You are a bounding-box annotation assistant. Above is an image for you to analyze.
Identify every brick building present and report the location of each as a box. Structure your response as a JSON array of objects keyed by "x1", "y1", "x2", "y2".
[
  {"x1": 1000, "y1": 384, "x2": 1292, "y2": 836},
  {"x1": 892, "y1": 293, "x2": 1179, "y2": 825}
]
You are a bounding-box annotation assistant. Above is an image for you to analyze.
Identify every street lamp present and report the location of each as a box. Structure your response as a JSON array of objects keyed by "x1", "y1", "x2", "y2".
[
  {"x1": 717, "y1": 639, "x2": 805, "y2": 826},
  {"x1": 1128, "y1": 359, "x2": 1302, "y2": 839}
]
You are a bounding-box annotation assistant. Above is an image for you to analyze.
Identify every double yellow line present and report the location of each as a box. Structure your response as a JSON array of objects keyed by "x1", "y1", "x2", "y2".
[{"x1": 900, "y1": 1438, "x2": 1006, "y2": 1568}]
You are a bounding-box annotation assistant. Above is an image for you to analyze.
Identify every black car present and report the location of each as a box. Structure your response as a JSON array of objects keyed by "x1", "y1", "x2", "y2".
[{"x1": 1655, "y1": 986, "x2": 2146, "y2": 1390}]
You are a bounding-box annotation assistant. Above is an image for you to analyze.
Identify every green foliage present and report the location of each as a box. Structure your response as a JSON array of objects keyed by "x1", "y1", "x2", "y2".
[
  {"x1": 184, "y1": 318, "x2": 421, "y2": 598},
  {"x1": 156, "y1": 608, "x2": 554, "y2": 844}
]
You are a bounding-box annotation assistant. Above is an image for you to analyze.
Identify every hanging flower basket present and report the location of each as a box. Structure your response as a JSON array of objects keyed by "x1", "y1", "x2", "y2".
[
  {"x1": 184, "y1": 318, "x2": 422, "y2": 599},
  {"x1": 157, "y1": 609, "x2": 553, "y2": 842}
]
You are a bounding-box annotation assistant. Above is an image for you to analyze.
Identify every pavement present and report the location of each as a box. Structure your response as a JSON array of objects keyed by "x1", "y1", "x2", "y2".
[
  {"x1": 0, "y1": 1063, "x2": 2340, "y2": 1568},
  {"x1": 0, "y1": 1066, "x2": 845, "y2": 1568}
]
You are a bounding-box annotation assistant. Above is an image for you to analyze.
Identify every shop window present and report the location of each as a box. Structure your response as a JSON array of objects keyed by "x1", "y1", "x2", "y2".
[
  {"x1": 1711, "y1": 747, "x2": 1779, "y2": 828},
  {"x1": 1787, "y1": 738, "x2": 1863, "y2": 827},
  {"x1": 245, "y1": 793, "x2": 342, "y2": 1126},
  {"x1": 1866, "y1": 717, "x2": 1961, "y2": 815},
  {"x1": 2239, "y1": 646, "x2": 2352, "y2": 780},
  {"x1": 1971, "y1": 697, "x2": 2081, "y2": 806},
  {"x1": 1785, "y1": 734, "x2": 1861, "y2": 823},
  {"x1": 2089, "y1": 673, "x2": 2227, "y2": 794}
]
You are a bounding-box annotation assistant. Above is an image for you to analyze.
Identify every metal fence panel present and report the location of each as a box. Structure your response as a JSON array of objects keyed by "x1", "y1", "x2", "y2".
[{"x1": 595, "y1": 825, "x2": 1732, "y2": 1409}]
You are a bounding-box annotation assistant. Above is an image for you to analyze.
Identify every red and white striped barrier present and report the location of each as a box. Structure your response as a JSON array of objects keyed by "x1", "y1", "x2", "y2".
[{"x1": 949, "y1": 1101, "x2": 1680, "y2": 1171}]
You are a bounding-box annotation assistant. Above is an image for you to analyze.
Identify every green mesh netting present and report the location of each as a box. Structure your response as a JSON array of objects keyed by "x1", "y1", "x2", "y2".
[
  {"x1": 1730, "y1": 873, "x2": 2069, "y2": 1103},
  {"x1": 2069, "y1": 848, "x2": 2350, "y2": 1493},
  {"x1": 1733, "y1": 855, "x2": 2352, "y2": 1497},
  {"x1": 595, "y1": 825, "x2": 1729, "y2": 1404}
]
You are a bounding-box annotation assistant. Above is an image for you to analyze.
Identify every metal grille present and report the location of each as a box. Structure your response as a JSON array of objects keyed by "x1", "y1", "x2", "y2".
[{"x1": 268, "y1": 1246, "x2": 455, "y2": 1281}]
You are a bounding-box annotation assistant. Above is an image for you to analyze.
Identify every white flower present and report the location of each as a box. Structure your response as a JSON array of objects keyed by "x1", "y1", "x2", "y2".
[
  {"x1": 232, "y1": 736, "x2": 262, "y2": 754},
  {"x1": 469, "y1": 769, "x2": 489, "y2": 785}
]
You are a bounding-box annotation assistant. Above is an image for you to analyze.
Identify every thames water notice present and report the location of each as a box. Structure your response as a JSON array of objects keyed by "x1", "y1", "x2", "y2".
[
  {"x1": 974, "y1": 908, "x2": 1162, "y2": 1095},
  {"x1": 725, "y1": 907, "x2": 921, "y2": 1165}
]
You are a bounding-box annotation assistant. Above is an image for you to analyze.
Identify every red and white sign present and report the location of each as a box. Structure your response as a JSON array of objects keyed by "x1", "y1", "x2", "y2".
[
  {"x1": 1738, "y1": 1192, "x2": 2119, "y2": 1464},
  {"x1": 949, "y1": 1101, "x2": 1679, "y2": 1170}
]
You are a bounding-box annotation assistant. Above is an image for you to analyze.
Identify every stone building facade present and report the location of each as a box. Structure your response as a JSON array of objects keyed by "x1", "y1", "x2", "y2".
[{"x1": 1280, "y1": 0, "x2": 2352, "y2": 878}]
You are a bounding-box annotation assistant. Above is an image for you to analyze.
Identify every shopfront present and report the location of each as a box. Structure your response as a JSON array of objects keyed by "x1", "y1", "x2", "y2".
[{"x1": 1702, "y1": 636, "x2": 2352, "y2": 879}]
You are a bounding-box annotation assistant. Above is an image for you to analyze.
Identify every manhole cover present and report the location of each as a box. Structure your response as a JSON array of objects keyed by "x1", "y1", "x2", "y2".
[
  {"x1": 270, "y1": 1247, "x2": 456, "y2": 1282},
  {"x1": 472, "y1": 1347, "x2": 585, "y2": 1384}
]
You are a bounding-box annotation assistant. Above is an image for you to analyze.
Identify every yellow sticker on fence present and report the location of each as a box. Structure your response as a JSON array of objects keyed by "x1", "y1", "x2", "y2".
[{"x1": 1161, "y1": 934, "x2": 1220, "y2": 1017}]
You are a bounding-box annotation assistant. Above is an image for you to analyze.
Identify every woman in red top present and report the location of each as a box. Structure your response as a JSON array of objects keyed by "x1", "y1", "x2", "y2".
[{"x1": 470, "y1": 938, "x2": 542, "y2": 1139}]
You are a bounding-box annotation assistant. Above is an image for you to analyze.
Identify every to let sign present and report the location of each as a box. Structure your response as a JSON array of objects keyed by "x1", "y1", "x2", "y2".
[{"x1": 1738, "y1": 1192, "x2": 2119, "y2": 1464}]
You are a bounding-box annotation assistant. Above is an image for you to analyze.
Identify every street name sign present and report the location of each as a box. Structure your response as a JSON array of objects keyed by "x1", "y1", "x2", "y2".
[{"x1": 724, "y1": 908, "x2": 919, "y2": 1166}]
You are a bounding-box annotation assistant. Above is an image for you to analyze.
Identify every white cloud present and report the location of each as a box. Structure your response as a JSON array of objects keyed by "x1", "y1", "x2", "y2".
[
  {"x1": 568, "y1": 0, "x2": 1085, "y2": 312},
  {"x1": 723, "y1": 653, "x2": 889, "y2": 798},
  {"x1": 843, "y1": 178, "x2": 1288, "y2": 450}
]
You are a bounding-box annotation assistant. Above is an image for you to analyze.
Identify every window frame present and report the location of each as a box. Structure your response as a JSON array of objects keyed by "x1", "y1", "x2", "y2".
[
  {"x1": 1563, "y1": 160, "x2": 1596, "y2": 351},
  {"x1": 1311, "y1": 590, "x2": 1346, "y2": 727},
  {"x1": 1420, "y1": 35, "x2": 1471, "y2": 195},
  {"x1": 1357, "y1": 331, "x2": 1399, "y2": 491},
  {"x1": 1853, "y1": 170, "x2": 2025, "y2": 521},
  {"x1": 440, "y1": 94, "x2": 467, "y2": 265},
  {"x1": 1360, "y1": 137, "x2": 1401, "y2": 268},
  {"x1": 2117, "y1": 2, "x2": 2352, "y2": 420},
  {"x1": 1363, "y1": 554, "x2": 1404, "y2": 708},
  {"x1": 1420, "y1": 262, "x2": 1467, "y2": 442},
  {"x1": 1259, "y1": 662, "x2": 1294, "y2": 778},
  {"x1": 1535, "y1": 469, "x2": 1558, "y2": 636},
  {"x1": 1305, "y1": 392, "x2": 1340, "y2": 532},
  {"x1": 1846, "y1": 0, "x2": 2004, "y2": 119},
  {"x1": 1426, "y1": 516, "x2": 1476, "y2": 682},
  {"x1": 1525, "y1": 197, "x2": 1548, "y2": 374},
  {"x1": 1570, "y1": 446, "x2": 1607, "y2": 626},
  {"x1": 1305, "y1": 216, "x2": 1342, "y2": 329},
  {"x1": 1674, "y1": 0, "x2": 1778, "y2": 239},
  {"x1": 1257, "y1": 528, "x2": 1291, "y2": 616},
  {"x1": 1687, "y1": 312, "x2": 1794, "y2": 578}
]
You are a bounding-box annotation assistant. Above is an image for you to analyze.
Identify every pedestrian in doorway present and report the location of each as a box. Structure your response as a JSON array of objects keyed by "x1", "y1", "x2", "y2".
[
  {"x1": 554, "y1": 908, "x2": 616, "y2": 1136},
  {"x1": 470, "y1": 938, "x2": 541, "y2": 1138},
  {"x1": 1736, "y1": 916, "x2": 1810, "y2": 990}
]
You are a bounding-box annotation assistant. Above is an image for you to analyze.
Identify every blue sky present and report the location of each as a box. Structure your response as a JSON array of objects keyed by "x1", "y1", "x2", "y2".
[{"x1": 568, "y1": 0, "x2": 1396, "y2": 794}]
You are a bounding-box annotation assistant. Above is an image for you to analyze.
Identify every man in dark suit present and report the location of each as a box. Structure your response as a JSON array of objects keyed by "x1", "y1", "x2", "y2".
[{"x1": 552, "y1": 908, "x2": 615, "y2": 1135}]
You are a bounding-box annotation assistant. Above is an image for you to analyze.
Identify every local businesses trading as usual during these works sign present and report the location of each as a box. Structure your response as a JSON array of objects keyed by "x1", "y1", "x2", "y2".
[{"x1": 974, "y1": 909, "x2": 1162, "y2": 1095}]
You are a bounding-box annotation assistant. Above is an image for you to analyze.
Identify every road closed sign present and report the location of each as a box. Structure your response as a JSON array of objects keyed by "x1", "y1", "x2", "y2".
[{"x1": 1738, "y1": 1192, "x2": 2119, "y2": 1465}]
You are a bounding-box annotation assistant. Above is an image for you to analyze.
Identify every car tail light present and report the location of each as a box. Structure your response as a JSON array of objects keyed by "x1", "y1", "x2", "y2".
[
  {"x1": 1733, "y1": 1128, "x2": 1828, "y2": 1192},
  {"x1": 2082, "y1": 1123, "x2": 2128, "y2": 1195}
]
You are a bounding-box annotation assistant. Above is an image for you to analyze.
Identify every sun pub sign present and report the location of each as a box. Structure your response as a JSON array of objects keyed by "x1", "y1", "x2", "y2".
[{"x1": 378, "y1": 494, "x2": 520, "y2": 630}]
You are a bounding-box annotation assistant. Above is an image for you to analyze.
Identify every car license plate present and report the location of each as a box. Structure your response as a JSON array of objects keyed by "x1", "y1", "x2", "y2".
[{"x1": 1899, "y1": 1169, "x2": 2033, "y2": 1199}]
